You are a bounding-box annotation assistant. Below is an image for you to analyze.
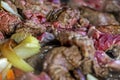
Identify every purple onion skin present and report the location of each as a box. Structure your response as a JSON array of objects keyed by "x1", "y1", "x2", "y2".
[
  {"x1": 48, "y1": 0, "x2": 60, "y2": 4},
  {"x1": 37, "y1": 32, "x2": 55, "y2": 43},
  {"x1": 74, "y1": 69, "x2": 86, "y2": 80}
]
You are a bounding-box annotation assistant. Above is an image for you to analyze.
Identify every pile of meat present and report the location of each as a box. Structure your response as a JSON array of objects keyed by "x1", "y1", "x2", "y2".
[{"x1": 1, "y1": 0, "x2": 120, "y2": 80}]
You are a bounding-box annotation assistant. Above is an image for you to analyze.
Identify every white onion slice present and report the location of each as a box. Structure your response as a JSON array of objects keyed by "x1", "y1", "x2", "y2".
[
  {"x1": 1, "y1": 63, "x2": 12, "y2": 80},
  {"x1": 0, "y1": 58, "x2": 9, "y2": 72},
  {"x1": 1, "y1": 1, "x2": 22, "y2": 18},
  {"x1": 87, "y1": 74, "x2": 98, "y2": 80}
]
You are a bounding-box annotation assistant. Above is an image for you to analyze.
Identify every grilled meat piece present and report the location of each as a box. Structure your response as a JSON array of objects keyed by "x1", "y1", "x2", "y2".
[
  {"x1": 97, "y1": 25, "x2": 120, "y2": 34},
  {"x1": 2, "y1": 0, "x2": 120, "y2": 79},
  {"x1": 16, "y1": 20, "x2": 47, "y2": 35},
  {"x1": 14, "y1": 0, "x2": 59, "y2": 18},
  {"x1": 14, "y1": 0, "x2": 44, "y2": 9},
  {"x1": 48, "y1": 30, "x2": 111, "y2": 77},
  {"x1": 88, "y1": 27, "x2": 120, "y2": 78},
  {"x1": 68, "y1": 0, "x2": 105, "y2": 11},
  {"x1": 104, "y1": 0, "x2": 120, "y2": 12},
  {"x1": 79, "y1": 7, "x2": 119, "y2": 26},
  {"x1": 93, "y1": 56, "x2": 109, "y2": 77},
  {"x1": 20, "y1": 72, "x2": 51, "y2": 80},
  {"x1": 68, "y1": 0, "x2": 120, "y2": 12},
  {"x1": 0, "y1": 10, "x2": 21, "y2": 36},
  {"x1": 80, "y1": 58, "x2": 93, "y2": 74},
  {"x1": 44, "y1": 46, "x2": 82, "y2": 80},
  {"x1": 13, "y1": 0, "x2": 60, "y2": 36},
  {"x1": 57, "y1": 31, "x2": 111, "y2": 77},
  {"x1": 57, "y1": 31, "x2": 95, "y2": 57},
  {"x1": 68, "y1": 0, "x2": 120, "y2": 24},
  {"x1": 47, "y1": 7, "x2": 80, "y2": 29}
]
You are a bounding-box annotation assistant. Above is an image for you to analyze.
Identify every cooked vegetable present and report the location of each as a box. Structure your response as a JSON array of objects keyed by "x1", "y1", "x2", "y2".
[
  {"x1": 13, "y1": 34, "x2": 40, "y2": 59},
  {"x1": 6, "y1": 69, "x2": 15, "y2": 80},
  {"x1": 37, "y1": 32, "x2": 55, "y2": 43},
  {"x1": 1, "y1": 40, "x2": 34, "y2": 72},
  {"x1": 11, "y1": 31, "x2": 30, "y2": 43},
  {"x1": 1, "y1": 1, "x2": 22, "y2": 18},
  {"x1": 0, "y1": 58, "x2": 9, "y2": 73},
  {"x1": 0, "y1": 73, "x2": 2, "y2": 80},
  {"x1": 1, "y1": 63, "x2": 12, "y2": 80},
  {"x1": 87, "y1": 74, "x2": 98, "y2": 80}
]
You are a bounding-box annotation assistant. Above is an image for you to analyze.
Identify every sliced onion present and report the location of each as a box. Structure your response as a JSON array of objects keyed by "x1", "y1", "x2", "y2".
[
  {"x1": 48, "y1": 0, "x2": 60, "y2": 4},
  {"x1": 1, "y1": 1, "x2": 22, "y2": 19},
  {"x1": 11, "y1": 32, "x2": 40, "y2": 59},
  {"x1": 87, "y1": 74, "x2": 98, "y2": 80},
  {"x1": 11, "y1": 31, "x2": 30, "y2": 43},
  {"x1": 1, "y1": 63, "x2": 12, "y2": 80},
  {"x1": 13, "y1": 34, "x2": 40, "y2": 59},
  {"x1": 1, "y1": 40, "x2": 34, "y2": 72},
  {"x1": 0, "y1": 58, "x2": 9, "y2": 72}
]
